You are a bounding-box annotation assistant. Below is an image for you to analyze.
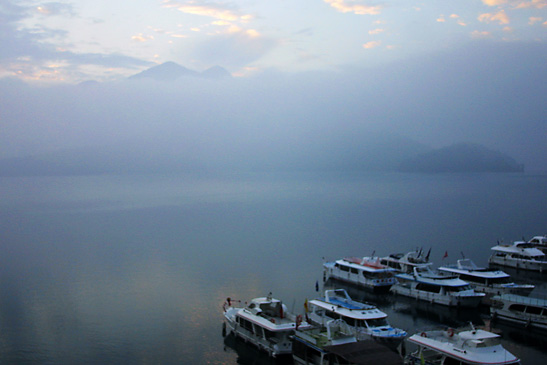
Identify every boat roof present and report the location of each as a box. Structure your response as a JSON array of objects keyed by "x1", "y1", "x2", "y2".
[
  {"x1": 309, "y1": 298, "x2": 387, "y2": 320},
  {"x1": 237, "y1": 307, "x2": 310, "y2": 332},
  {"x1": 408, "y1": 329, "x2": 519, "y2": 364},
  {"x1": 528, "y1": 235, "x2": 547, "y2": 245},
  {"x1": 395, "y1": 272, "x2": 470, "y2": 287},
  {"x1": 491, "y1": 244, "x2": 545, "y2": 257},
  {"x1": 493, "y1": 294, "x2": 547, "y2": 307},
  {"x1": 397, "y1": 267, "x2": 472, "y2": 287},
  {"x1": 332, "y1": 258, "x2": 397, "y2": 273},
  {"x1": 438, "y1": 262, "x2": 510, "y2": 279}
]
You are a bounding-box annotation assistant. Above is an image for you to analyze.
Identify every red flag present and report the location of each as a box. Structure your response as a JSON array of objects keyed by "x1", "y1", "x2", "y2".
[{"x1": 442, "y1": 251, "x2": 448, "y2": 260}]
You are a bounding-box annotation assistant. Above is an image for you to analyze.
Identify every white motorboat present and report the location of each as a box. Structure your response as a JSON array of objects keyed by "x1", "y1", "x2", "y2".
[
  {"x1": 223, "y1": 293, "x2": 311, "y2": 357},
  {"x1": 528, "y1": 235, "x2": 547, "y2": 246},
  {"x1": 391, "y1": 266, "x2": 485, "y2": 307},
  {"x1": 488, "y1": 241, "x2": 547, "y2": 272},
  {"x1": 380, "y1": 249, "x2": 433, "y2": 274},
  {"x1": 438, "y1": 259, "x2": 535, "y2": 299},
  {"x1": 323, "y1": 257, "x2": 397, "y2": 292},
  {"x1": 293, "y1": 319, "x2": 403, "y2": 364},
  {"x1": 406, "y1": 325, "x2": 520, "y2": 364},
  {"x1": 490, "y1": 294, "x2": 547, "y2": 331},
  {"x1": 307, "y1": 289, "x2": 407, "y2": 342},
  {"x1": 525, "y1": 235, "x2": 547, "y2": 254}
]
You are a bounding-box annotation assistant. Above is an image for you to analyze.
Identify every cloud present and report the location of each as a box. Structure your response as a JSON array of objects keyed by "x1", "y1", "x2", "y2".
[
  {"x1": 437, "y1": 15, "x2": 446, "y2": 22},
  {"x1": 35, "y1": 2, "x2": 76, "y2": 17},
  {"x1": 163, "y1": 1, "x2": 252, "y2": 22},
  {"x1": 478, "y1": 10, "x2": 510, "y2": 24},
  {"x1": 191, "y1": 28, "x2": 276, "y2": 68},
  {"x1": 514, "y1": 0, "x2": 547, "y2": 9},
  {"x1": 529, "y1": 16, "x2": 543, "y2": 24},
  {"x1": 368, "y1": 28, "x2": 384, "y2": 35},
  {"x1": 362, "y1": 40, "x2": 381, "y2": 49},
  {"x1": 471, "y1": 30, "x2": 492, "y2": 38},
  {"x1": 482, "y1": 0, "x2": 508, "y2": 5},
  {"x1": 0, "y1": 0, "x2": 151, "y2": 81},
  {"x1": 132, "y1": 34, "x2": 154, "y2": 42},
  {"x1": 324, "y1": 0, "x2": 382, "y2": 15}
]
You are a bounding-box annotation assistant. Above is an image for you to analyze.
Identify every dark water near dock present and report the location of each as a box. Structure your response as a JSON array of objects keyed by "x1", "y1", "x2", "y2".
[{"x1": 0, "y1": 172, "x2": 545, "y2": 364}]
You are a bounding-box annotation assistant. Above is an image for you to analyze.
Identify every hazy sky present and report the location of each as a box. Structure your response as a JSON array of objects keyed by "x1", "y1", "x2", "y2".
[
  {"x1": 0, "y1": 1, "x2": 545, "y2": 171},
  {"x1": 1, "y1": 0, "x2": 546, "y2": 81}
]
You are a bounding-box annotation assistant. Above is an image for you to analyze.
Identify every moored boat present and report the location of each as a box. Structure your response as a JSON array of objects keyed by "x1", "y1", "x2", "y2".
[
  {"x1": 323, "y1": 257, "x2": 397, "y2": 292},
  {"x1": 380, "y1": 249, "x2": 433, "y2": 274},
  {"x1": 405, "y1": 324, "x2": 520, "y2": 364},
  {"x1": 488, "y1": 241, "x2": 547, "y2": 272},
  {"x1": 223, "y1": 293, "x2": 311, "y2": 357},
  {"x1": 438, "y1": 259, "x2": 535, "y2": 299},
  {"x1": 293, "y1": 319, "x2": 403, "y2": 365},
  {"x1": 308, "y1": 289, "x2": 407, "y2": 342},
  {"x1": 391, "y1": 266, "x2": 485, "y2": 307},
  {"x1": 490, "y1": 294, "x2": 547, "y2": 331}
]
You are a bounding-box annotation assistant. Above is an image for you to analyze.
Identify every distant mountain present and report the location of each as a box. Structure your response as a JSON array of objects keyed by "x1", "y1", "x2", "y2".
[
  {"x1": 128, "y1": 62, "x2": 231, "y2": 81},
  {"x1": 398, "y1": 143, "x2": 524, "y2": 173},
  {"x1": 0, "y1": 135, "x2": 430, "y2": 176},
  {"x1": 129, "y1": 62, "x2": 198, "y2": 80},
  {"x1": 201, "y1": 65, "x2": 232, "y2": 79}
]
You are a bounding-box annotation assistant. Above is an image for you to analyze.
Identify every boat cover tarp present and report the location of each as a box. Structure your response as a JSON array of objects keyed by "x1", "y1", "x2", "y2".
[{"x1": 324, "y1": 340, "x2": 403, "y2": 365}]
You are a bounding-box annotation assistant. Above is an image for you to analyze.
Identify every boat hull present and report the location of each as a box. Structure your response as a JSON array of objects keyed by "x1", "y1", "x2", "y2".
[
  {"x1": 488, "y1": 256, "x2": 547, "y2": 272},
  {"x1": 390, "y1": 285, "x2": 483, "y2": 307},
  {"x1": 490, "y1": 295, "x2": 547, "y2": 331},
  {"x1": 223, "y1": 307, "x2": 295, "y2": 357},
  {"x1": 323, "y1": 263, "x2": 395, "y2": 292}
]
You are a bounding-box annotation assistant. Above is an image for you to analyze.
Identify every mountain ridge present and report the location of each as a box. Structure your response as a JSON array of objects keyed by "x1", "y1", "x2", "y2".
[{"x1": 129, "y1": 62, "x2": 231, "y2": 81}]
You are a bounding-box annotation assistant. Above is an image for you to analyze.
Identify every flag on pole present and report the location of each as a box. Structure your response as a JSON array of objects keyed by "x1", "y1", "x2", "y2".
[{"x1": 442, "y1": 251, "x2": 448, "y2": 260}]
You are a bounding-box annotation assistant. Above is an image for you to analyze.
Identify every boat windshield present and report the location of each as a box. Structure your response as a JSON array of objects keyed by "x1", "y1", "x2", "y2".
[
  {"x1": 468, "y1": 337, "x2": 500, "y2": 348},
  {"x1": 366, "y1": 318, "x2": 388, "y2": 327},
  {"x1": 445, "y1": 285, "x2": 472, "y2": 292},
  {"x1": 489, "y1": 276, "x2": 512, "y2": 284}
]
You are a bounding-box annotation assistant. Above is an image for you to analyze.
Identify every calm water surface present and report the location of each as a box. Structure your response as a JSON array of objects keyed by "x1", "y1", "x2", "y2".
[{"x1": 0, "y1": 171, "x2": 545, "y2": 364}]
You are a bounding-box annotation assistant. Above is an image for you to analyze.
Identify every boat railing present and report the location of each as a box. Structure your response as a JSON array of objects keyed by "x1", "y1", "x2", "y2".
[{"x1": 494, "y1": 294, "x2": 547, "y2": 306}]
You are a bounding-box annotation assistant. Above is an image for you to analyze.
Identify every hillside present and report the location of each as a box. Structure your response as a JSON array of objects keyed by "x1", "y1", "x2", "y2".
[{"x1": 398, "y1": 143, "x2": 524, "y2": 173}]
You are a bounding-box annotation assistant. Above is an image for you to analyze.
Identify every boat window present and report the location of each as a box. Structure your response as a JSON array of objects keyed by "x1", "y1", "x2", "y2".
[
  {"x1": 475, "y1": 338, "x2": 500, "y2": 347},
  {"x1": 253, "y1": 324, "x2": 264, "y2": 338},
  {"x1": 526, "y1": 306, "x2": 542, "y2": 315},
  {"x1": 445, "y1": 285, "x2": 471, "y2": 293},
  {"x1": 367, "y1": 318, "x2": 388, "y2": 327},
  {"x1": 460, "y1": 274, "x2": 486, "y2": 285},
  {"x1": 264, "y1": 329, "x2": 276, "y2": 340},
  {"x1": 293, "y1": 339, "x2": 321, "y2": 361},
  {"x1": 340, "y1": 265, "x2": 350, "y2": 272},
  {"x1": 239, "y1": 318, "x2": 254, "y2": 333},
  {"x1": 325, "y1": 310, "x2": 339, "y2": 320},
  {"x1": 314, "y1": 309, "x2": 324, "y2": 316},
  {"x1": 344, "y1": 317, "x2": 356, "y2": 326},
  {"x1": 489, "y1": 277, "x2": 511, "y2": 284},
  {"x1": 509, "y1": 304, "x2": 526, "y2": 313},
  {"x1": 416, "y1": 283, "x2": 441, "y2": 293}
]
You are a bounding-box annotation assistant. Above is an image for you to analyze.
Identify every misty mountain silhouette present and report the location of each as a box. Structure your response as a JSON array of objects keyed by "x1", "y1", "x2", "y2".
[
  {"x1": 129, "y1": 62, "x2": 230, "y2": 80},
  {"x1": 0, "y1": 134, "x2": 430, "y2": 176},
  {"x1": 398, "y1": 143, "x2": 524, "y2": 173}
]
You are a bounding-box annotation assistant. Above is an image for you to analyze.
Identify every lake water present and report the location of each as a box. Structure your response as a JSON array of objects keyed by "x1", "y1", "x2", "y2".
[{"x1": 0, "y1": 171, "x2": 545, "y2": 364}]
